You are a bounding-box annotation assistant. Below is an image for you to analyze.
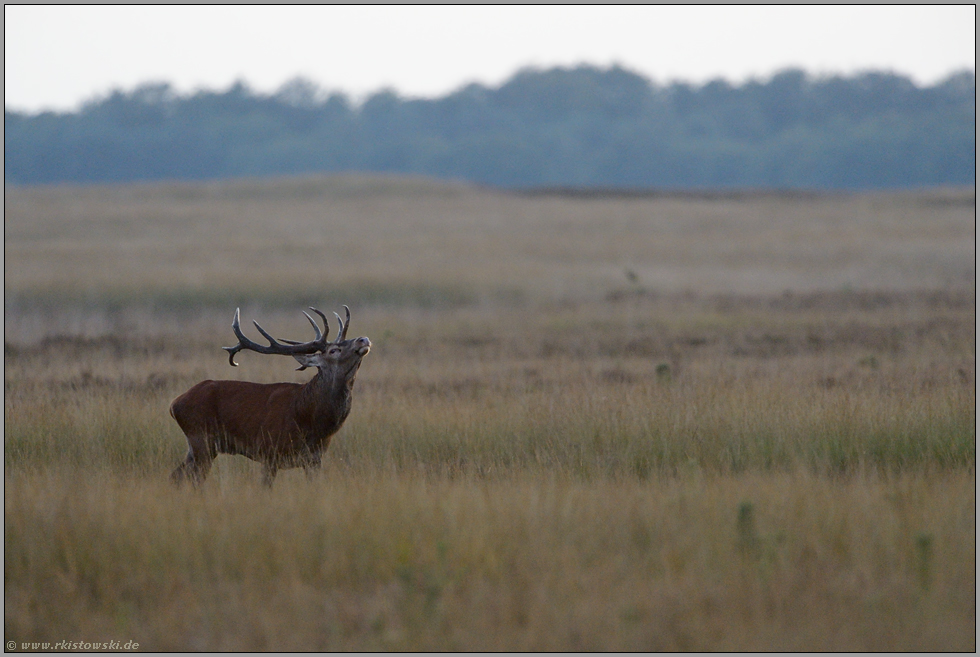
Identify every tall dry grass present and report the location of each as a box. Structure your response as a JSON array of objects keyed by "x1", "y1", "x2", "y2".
[
  {"x1": 5, "y1": 467, "x2": 975, "y2": 651},
  {"x1": 4, "y1": 177, "x2": 976, "y2": 650}
]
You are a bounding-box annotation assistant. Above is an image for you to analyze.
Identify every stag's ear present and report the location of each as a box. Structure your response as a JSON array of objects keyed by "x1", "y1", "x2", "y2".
[{"x1": 292, "y1": 352, "x2": 327, "y2": 370}]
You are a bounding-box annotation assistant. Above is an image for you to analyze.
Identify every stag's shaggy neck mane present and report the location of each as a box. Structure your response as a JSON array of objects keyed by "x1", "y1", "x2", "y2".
[{"x1": 297, "y1": 362, "x2": 359, "y2": 437}]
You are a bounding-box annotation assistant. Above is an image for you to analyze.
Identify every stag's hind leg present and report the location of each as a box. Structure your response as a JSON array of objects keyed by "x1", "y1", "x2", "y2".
[
  {"x1": 171, "y1": 451, "x2": 214, "y2": 485},
  {"x1": 171, "y1": 432, "x2": 215, "y2": 486}
]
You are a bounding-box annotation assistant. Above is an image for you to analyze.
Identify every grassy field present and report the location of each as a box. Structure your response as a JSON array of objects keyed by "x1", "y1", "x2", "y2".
[{"x1": 4, "y1": 176, "x2": 976, "y2": 650}]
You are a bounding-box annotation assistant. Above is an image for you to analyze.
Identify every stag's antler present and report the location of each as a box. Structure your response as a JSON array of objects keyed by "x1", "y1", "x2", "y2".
[
  {"x1": 333, "y1": 305, "x2": 350, "y2": 342},
  {"x1": 223, "y1": 307, "x2": 332, "y2": 366}
]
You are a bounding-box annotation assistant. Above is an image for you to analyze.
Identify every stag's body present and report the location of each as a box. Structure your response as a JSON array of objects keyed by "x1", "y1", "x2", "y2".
[{"x1": 170, "y1": 306, "x2": 370, "y2": 486}]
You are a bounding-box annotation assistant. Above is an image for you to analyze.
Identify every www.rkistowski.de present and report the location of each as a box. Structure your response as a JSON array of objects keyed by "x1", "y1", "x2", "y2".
[{"x1": 7, "y1": 640, "x2": 139, "y2": 651}]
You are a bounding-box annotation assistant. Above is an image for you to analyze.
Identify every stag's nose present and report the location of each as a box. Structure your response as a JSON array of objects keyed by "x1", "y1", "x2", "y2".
[{"x1": 355, "y1": 336, "x2": 371, "y2": 356}]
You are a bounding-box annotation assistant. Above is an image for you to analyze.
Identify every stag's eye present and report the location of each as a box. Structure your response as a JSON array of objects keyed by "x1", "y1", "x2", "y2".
[{"x1": 328, "y1": 348, "x2": 341, "y2": 356}]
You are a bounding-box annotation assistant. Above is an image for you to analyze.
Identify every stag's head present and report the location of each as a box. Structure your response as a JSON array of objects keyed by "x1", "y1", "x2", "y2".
[{"x1": 223, "y1": 305, "x2": 371, "y2": 382}]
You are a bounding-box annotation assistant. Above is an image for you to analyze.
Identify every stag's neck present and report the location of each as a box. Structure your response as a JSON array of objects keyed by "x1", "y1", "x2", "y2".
[{"x1": 296, "y1": 366, "x2": 355, "y2": 435}]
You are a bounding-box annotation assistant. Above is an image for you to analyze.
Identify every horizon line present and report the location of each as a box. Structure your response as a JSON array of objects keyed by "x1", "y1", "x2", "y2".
[{"x1": 5, "y1": 63, "x2": 976, "y2": 116}]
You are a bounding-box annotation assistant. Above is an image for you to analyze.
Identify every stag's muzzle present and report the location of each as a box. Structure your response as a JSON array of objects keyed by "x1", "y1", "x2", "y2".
[{"x1": 354, "y1": 337, "x2": 371, "y2": 356}]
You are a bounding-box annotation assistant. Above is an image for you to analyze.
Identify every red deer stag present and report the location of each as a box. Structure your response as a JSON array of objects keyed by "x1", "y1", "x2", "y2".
[{"x1": 170, "y1": 306, "x2": 371, "y2": 486}]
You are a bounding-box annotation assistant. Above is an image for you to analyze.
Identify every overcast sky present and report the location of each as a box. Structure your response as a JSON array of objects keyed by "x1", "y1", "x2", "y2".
[{"x1": 5, "y1": 5, "x2": 976, "y2": 113}]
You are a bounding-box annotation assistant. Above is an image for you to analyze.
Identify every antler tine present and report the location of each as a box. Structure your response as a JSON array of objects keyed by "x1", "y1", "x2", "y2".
[
  {"x1": 279, "y1": 308, "x2": 329, "y2": 345},
  {"x1": 252, "y1": 319, "x2": 284, "y2": 346},
  {"x1": 330, "y1": 305, "x2": 351, "y2": 343},
  {"x1": 223, "y1": 308, "x2": 247, "y2": 367},
  {"x1": 301, "y1": 310, "x2": 323, "y2": 341},
  {"x1": 309, "y1": 307, "x2": 331, "y2": 337}
]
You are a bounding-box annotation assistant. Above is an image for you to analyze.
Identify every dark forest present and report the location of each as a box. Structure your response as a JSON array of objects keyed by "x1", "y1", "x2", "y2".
[{"x1": 4, "y1": 65, "x2": 975, "y2": 189}]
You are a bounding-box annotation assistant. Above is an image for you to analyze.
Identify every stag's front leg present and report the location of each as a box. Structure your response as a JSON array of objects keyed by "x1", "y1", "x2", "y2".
[{"x1": 303, "y1": 452, "x2": 323, "y2": 481}]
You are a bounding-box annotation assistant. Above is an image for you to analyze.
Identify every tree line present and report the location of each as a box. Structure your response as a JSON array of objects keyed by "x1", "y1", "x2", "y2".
[{"x1": 4, "y1": 65, "x2": 975, "y2": 189}]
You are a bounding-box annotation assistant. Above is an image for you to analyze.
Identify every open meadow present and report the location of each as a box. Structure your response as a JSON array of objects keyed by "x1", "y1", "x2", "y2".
[{"x1": 4, "y1": 177, "x2": 976, "y2": 650}]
